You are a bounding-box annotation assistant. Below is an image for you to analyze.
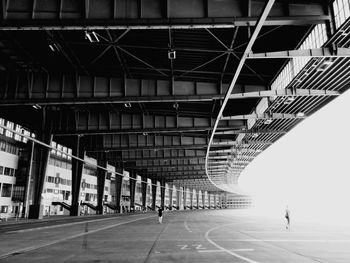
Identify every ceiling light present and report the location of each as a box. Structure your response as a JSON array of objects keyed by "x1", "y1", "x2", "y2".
[
  {"x1": 85, "y1": 30, "x2": 99, "y2": 43},
  {"x1": 297, "y1": 112, "x2": 305, "y2": 117},
  {"x1": 143, "y1": 132, "x2": 148, "y2": 136},
  {"x1": 173, "y1": 102, "x2": 179, "y2": 110},
  {"x1": 168, "y1": 50, "x2": 176, "y2": 60},
  {"x1": 124, "y1": 102, "x2": 132, "y2": 108}
]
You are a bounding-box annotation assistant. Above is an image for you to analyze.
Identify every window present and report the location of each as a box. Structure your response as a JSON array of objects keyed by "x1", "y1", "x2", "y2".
[
  {"x1": 47, "y1": 176, "x2": 55, "y2": 183},
  {"x1": 1, "y1": 206, "x2": 8, "y2": 213},
  {"x1": 0, "y1": 141, "x2": 5, "y2": 151},
  {"x1": 5, "y1": 121, "x2": 14, "y2": 138},
  {"x1": 1, "y1": 183, "x2": 12, "y2": 197}
]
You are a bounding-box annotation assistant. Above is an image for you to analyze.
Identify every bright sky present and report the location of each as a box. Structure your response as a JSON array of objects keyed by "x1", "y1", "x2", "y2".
[{"x1": 239, "y1": 89, "x2": 350, "y2": 226}]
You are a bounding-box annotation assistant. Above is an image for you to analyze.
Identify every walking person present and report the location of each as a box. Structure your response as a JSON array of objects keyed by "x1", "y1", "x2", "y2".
[
  {"x1": 285, "y1": 206, "x2": 291, "y2": 230},
  {"x1": 158, "y1": 206, "x2": 164, "y2": 224}
]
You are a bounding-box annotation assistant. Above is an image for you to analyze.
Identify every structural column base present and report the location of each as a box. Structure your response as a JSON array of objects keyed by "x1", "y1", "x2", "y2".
[
  {"x1": 28, "y1": 205, "x2": 44, "y2": 219},
  {"x1": 70, "y1": 204, "x2": 81, "y2": 216}
]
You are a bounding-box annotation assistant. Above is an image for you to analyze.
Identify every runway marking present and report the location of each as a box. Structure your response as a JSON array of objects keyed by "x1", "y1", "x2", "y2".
[
  {"x1": 0, "y1": 215, "x2": 153, "y2": 260},
  {"x1": 8, "y1": 215, "x2": 140, "y2": 234},
  {"x1": 229, "y1": 239, "x2": 350, "y2": 243},
  {"x1": 193, "y1": 244, "x2": 206, "y2": 250},
  {"x1": 205, "y1": 224, "x2": 261, "y2": 263},
  {"x1": 199, "y1": 249, "x2": 255, "y2": 253},
  {"x1": 177, "y1": 245, "x2": 191, "y2": 250},
  {"x1": 184, "y1": 221, "x2": 192, "y2": 232}
]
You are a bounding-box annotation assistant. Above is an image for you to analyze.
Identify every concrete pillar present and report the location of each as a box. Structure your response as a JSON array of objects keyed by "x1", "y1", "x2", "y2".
[
  {"x1": 176, "y1": 187, "x2": 181, "y2": 210},
  {"x1": 129, "y1": 170, "x2": 137, "y2": 211},
  {"x1": 96, "y1": 153, "x2": 107, "y2": 215},
  {"x1": 114, "y1": 169, "x2": 123, "y2": 213},
  {"x1": 151, "y1": 179, "x2": 157, "y2": 210},
  {"x1": 190, "y1": 189, "x2": 194, "y2": 209},
  {"x1": 28, "y1": 109, "x2": 53, "y2": 219},
  {"x1": 183, "y1": 188, "x2": 187, "y2": 210},
  {"x1": 160, "y1": 179, "x2": 165, "y2": 209},
  {"x1": 208, "y1": 193, "x2": 211, "y2": 209},
  {"x1": 70, "y1": 136, "x2": 85, "y2": 216},
  {"x1": 224, "y1": 193, "x2": 228, "y2": 208},
  {"x1": 168, "y1": 185, "x2": 173, "y2": 210},
  {"x1": 202, "y1": 192, "x2": 205, "y2": 209},
  {"x1": 196, "y1": 191, "x2": 200, "y2": 209},
  {"x1": 214, "y1": 194, "x2": 217, "y2": 209},
  {"x1": 141, "y1": 176, "x2": 147, "y2": 210}
]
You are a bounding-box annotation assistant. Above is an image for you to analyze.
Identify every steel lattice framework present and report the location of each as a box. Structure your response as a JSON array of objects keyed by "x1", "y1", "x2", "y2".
[{"x1": 0, "y1": 0, "x2": 348, "y2": 192}]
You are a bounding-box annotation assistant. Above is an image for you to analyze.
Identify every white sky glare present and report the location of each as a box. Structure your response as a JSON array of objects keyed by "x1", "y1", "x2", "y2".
[{"x1": 239, "y1": 89, "x2": 350, "y2": 225}]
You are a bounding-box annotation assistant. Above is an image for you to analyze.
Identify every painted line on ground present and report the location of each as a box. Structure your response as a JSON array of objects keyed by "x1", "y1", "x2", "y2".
[
  {"x1": 184, "y1": 221, "x2": 192, "y2": 232},
  {"x1": 205, "y1": 224, "x2": 261, "y2": 263},
  {"x1": 0, "y1": 215, "x2": 154, "y2": 260},
  {"x1": 7, "y1": 215, "x2": 141, "y2": 234},
  {"x1": 228, "y1": 239, "x2": 350, "y2": 243},
  {"x1": 199, "y1": 249, "x2": 255, "y2": 253}
]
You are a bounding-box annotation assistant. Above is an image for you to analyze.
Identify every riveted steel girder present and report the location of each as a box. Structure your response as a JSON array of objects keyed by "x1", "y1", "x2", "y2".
[
  {"x1": 0, "y1": 71, "x2": 267, "y2": 106},
  {"x1": 0, "y1": 0, "x2": 328, "y2": 30}
]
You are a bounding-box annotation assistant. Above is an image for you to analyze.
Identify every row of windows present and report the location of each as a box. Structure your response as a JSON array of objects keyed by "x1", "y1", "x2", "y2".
[
  {"x1": 45, "y1": 189, "x2": 71, "y2": 200},
  {"x1": 46, "y1": 175, "x2": 72, "y2": 186},
  {"x1": 0, "y1": 140, "x2": 20, "y2": 155},
  {"x1": 48, "y1": 157, "x2": 72, "y2": 170},
  {"x1": 0, "y1": 118, "x2": 33, "y2": 143},
  {"x1": 0, "y1": 166, "x2": 16, "y2": 177},
  {"x1": 50, "y1": 141, "x2": 72, "y2": 160},
  {"x1": 82, "y1": 182, "x2": 97, "y2": 190}
]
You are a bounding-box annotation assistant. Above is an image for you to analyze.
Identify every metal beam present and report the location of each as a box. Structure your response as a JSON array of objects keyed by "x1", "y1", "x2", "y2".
[
  {"x1": 113, "y1": 156, "x2": 206, "y2": 163},
  {"x1": 214, "y1": 129, "x2": 286, "y2": 135},
  {"x1": 211, "y1": 140, "x2": 273, "y2": 147},
  {"x1": 247, "y1": 47, "x2": 350, "y2": 59},
  {"x1": 0, "y1": 71, "x2": 267, "y2": 106},
  {"x1": 229, "y1": 88, "x2": 340, "y2": 99},
  {"x1": 87, "y1": 144, "x2": 208, "y2": 152},
  {"x1": 221, "y1": 112, "x2": 307, "y2": 121}
]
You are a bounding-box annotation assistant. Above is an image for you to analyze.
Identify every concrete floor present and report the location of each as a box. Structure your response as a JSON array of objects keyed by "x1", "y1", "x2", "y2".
[{"x1": 0, "y1": 209, "x2": 350, "y2": 262}]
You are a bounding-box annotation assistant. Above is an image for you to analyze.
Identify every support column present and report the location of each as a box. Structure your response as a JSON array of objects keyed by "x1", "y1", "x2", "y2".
[
  {"x1": 168, "y1": 185, "x2": 173, "y2": 210},
  {"x1": 208, "y1": 193, "x2": 211, "y2": 209},
  {"x1": 141, "y1": 176, "x2": 147, "y2": 211},
  {"x1": 219, "y1": 194, "x2": 223, "y2": 208},
  {"x1": 151, "y1": 179, "x2": 157, "y2": 210},
  {"x1": 202, "y1": 191, "x2": 205, "y2": 209},
  {"x1": 160, "y1": 179, "x2": 165, "y2": 209},
  {"x1": 196, "y1": 191, "x2": 199, "y2": 209},
  {"x1": 129, "y1": 170, "x2": 136, "y2": 211},
  {"x1": 214, "y1": 194, "x2": 217, "y2": 209},
  {"x1": 28, "y1": 109, "x2": 53, "y2": 219},
  {"x1": 190, "y1": 189, "x2": 194, "y2": 209},
  {"x1": 96, "y1": 153, "x2": 107, "y2": 215},
  {"x1": 70, "y1": 136, "x2": 85, "y2": 216},
  {"x1": 22, "y1": 141, "x2": 34, "y2": 218},
  {"x1": 115, "y1": 168, "x2": 123, "y2": 213},
  {"x1": 183, "y1": 188, "x2": 187, "y2": 210},
  {"x1": 224, "y1": 193, "x2": 228, "y2": 208},
  {"x1": 176, "y1": 187, "x2": 181, "y2": 210}
]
